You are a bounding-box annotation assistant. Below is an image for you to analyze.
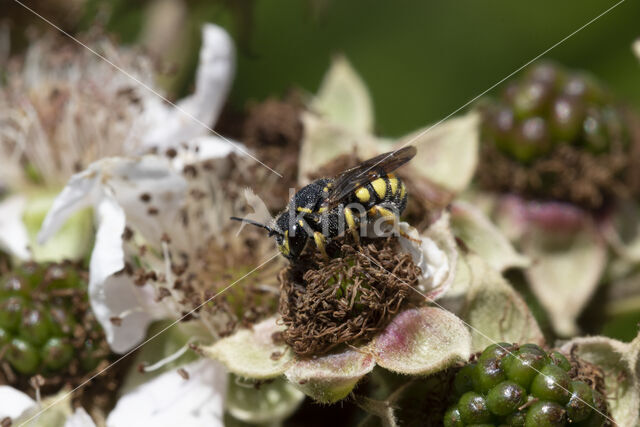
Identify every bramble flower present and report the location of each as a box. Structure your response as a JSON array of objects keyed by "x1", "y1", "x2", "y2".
[
  {"x1": 0, "y1": 23, "x2": 234, "y2": 262},
  {"x1": 0, "y1": 22, "x2": 235, "y2": 425}
]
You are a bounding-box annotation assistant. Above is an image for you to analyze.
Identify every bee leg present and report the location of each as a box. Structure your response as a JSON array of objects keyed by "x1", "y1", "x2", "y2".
[
  {"x1": 368, "y1": 206, "x2": 399, "y2": 229},
  {"x1": 370, "y1": 205, "x2": 417, "y2": 239},
  {"x1": 368, "y1": 205, "x2": 396, "y2": 221},
  {"x1": 343, "y1": 207, "x2": 360, "y2": 245},
  {"x1": 313, "y1": 232, "x2": 329, "y2": 259},
  {"x1": 399, "y1": 229, "x2": 422, "y2": 244}
]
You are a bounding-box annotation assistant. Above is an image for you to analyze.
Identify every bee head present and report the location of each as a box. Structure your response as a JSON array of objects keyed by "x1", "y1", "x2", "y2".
[
  {"x1": 274, "y1": 212, "x2": 307, "y2": 259},
  {"x1": 230, "y1": 213, "x2": 307, "y2": 260}
]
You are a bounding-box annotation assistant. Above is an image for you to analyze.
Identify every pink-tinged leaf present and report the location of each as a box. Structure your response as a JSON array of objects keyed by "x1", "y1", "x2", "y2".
[
  {"x1": 560, "y1": 334, "x2": 640, "y2": 427},
  {"x1": 461, "y1": 254, "x2": 544, "y2": 352},
  {"x1": 451, "y1": 201, "x2": 529, "y2": 272},
  {"x1": 203, "y1": 317, "x2": 293, "y2": 379},
  {"x1": 285, "y1": 349, "x2": 375, "y2": 404},
  {"x1": 495, "y1": 195, "x2": 587, "y2": 241},
  {"x1": 372, "y1": 307, "x2": 470, "y2": 375}
]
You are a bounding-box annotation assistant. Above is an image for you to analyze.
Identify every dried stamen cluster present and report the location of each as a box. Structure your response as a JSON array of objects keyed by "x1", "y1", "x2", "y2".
[{"x1": 279, "y1": 235, "x2": 420, "y2": 357}]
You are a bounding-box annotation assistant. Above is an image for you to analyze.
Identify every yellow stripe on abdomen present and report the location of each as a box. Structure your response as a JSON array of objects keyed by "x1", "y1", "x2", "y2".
[
  {"x1": 371, "y1": 178, "x2": 386, "y2": 199},
  {"x1": 388, "y1": 177, "x2": 399, "y2": 195},
  {"x1": 355, "y1": 187, "x2": 370, "y2": 203}
]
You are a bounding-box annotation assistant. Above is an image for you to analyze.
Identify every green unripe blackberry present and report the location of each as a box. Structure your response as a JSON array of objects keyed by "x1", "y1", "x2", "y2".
[
  {"x1": 444, "y1": 406, "x2": 464, "y2": 427},
  {"x1": 454, "y1": 363, "x2": 477, "y2": 396},
  {"x1": 478, "y1": 61, "x2": 639, "y2": 210},
  {"x1": 566, "y1": 381, "x2": 594, "y2": 422},
  {"x1": 473, "y1": 358, "x2": 506, "y2": 394},
  {"x1": 458, "y1": 392, "x2": 492, "y2": 424},
  {"x1": 525, "y1": 401, "x2": 566, "y2": 427},
  {"x1": 549, "y1": 351, "x2": 571, "y2": 372},
  {"x1": 486, "y1": 381, "x2": 526, "y2": 416},
  {"x1": 502, "y1": 344, "x2": 548, "y2": 390},
  {"x1": 530, "y1": 365, "x2": 571, "y2": 404},
  {"x1": 443, "y1": 343, "x2": 610, "y2": 426},
  {"x1": 0, "y1": 262, "x2": 109, "y2": 379}
]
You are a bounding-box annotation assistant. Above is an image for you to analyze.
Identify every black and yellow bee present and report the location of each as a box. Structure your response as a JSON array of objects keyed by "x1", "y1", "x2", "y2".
[{"x1": 231, "y1": 146, "x2": 416, "y2": 260}]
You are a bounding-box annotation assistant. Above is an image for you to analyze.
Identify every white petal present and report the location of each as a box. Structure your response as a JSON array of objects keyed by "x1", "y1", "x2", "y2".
[
  {"x1": 171, "y1": 135, "x2": 247, "y2": 170},
  {"x1": 64, "y1": 408, "x2": 96, "y2": 427},
  {"x1": 141, "y1": 23, "x2": 235, "y2": 149},
  {"x1": 86, "y1": 192, "x2": 155, "y2": 353},
  {"x1": 107, "y1": 359, "x2": 227, "y2": 427},
  {"x1": 0, "y1": 195, "x2": 31, "y2": 259},
  {"x1": 398, "y1": 214, "x2": 457, "y2": 300},
  {"x1": 0, "y1": 386, "x2": 35, "y2": 420},
  {"x1": 37, "y1": 164, "x2": 101, "y2": 245},
  {"x1": 39, "y1": 157, "x2": 187, "y2": 353}
]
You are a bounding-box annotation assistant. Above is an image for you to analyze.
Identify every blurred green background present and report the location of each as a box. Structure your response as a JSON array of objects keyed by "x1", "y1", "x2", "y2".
[
  {"x1": 92, "y1": 0, "x2": 640, "y2": 136},
  {"x1": 9, "y1": 0, "x2": 638, "y2": 136}
]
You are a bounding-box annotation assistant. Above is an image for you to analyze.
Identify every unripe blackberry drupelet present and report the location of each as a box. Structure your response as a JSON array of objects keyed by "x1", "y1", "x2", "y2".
[
  {"x1": 443, "y1": 343, "x2": 610, "y2": 426},
  {"x1": 0, "y1": 263, "x2": 108, "y2": 378}
]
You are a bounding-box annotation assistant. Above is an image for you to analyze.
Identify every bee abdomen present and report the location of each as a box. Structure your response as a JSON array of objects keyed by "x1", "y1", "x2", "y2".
[{"x1": 352, "y1": 174, "x2": 407, "y2": 213}]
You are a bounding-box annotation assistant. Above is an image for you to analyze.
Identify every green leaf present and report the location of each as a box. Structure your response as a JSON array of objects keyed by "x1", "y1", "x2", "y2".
[
  {"x1": 203, "y1": 317, "x2": 293, "y2": 379},
  {"x1": 604, "y1": 200, "x2": 640, "y2": 263},
  {"x1": 372, "y1": 307, "x2": 471, "y2": 375},
  {"x1": 23, "y1": 191, "x2": 93, "y2": 262},
  {"x1": 461, "y1": 254, "x2": 545, "y2": 352},
  {"x1": 14, "y1": 388, "x2": 74, "y2": 427},
  {"x1": 521, "y1": 218, "x2": 606, "y2": 336},
  {"x1": 450, "y1": 201, "x2": 529, "y2": 272},
  {"x1": 226, "y1": 375, "x2": 304, "y2": 424},
  {"x1": 298, "y1": 112, "x2": 390, "y2": 184},
  {"x1": 311, "y1": 55, "x2": 374, "y2": 134},
  {"x1": 119, "y1": 321, "x2": 202, "y2": 395},
  {"x1": 399, "y1": 111, "x2": 479, "y2": 194},
  {"x1": 285, "y1": 348, "x2": 376, "y2": 404},
  {"x1": 559, "y1": 333, "x2": 640, "y2": 427}
]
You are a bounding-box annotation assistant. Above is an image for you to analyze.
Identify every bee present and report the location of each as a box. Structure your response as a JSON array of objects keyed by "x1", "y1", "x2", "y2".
[{"x1": 231, "y1": 146, "x2": 417, "y2": 260}]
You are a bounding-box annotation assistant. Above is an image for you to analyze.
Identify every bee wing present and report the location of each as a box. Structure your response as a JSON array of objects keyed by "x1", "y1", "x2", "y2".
[{"x1": 323, "y1": 146, "x2": 416, "y2": 209}]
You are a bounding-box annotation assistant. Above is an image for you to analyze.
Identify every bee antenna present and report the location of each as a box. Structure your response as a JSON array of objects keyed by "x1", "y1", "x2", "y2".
[{"x1": 230, "y1": 216, "x2": 281, "y2": 236}]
